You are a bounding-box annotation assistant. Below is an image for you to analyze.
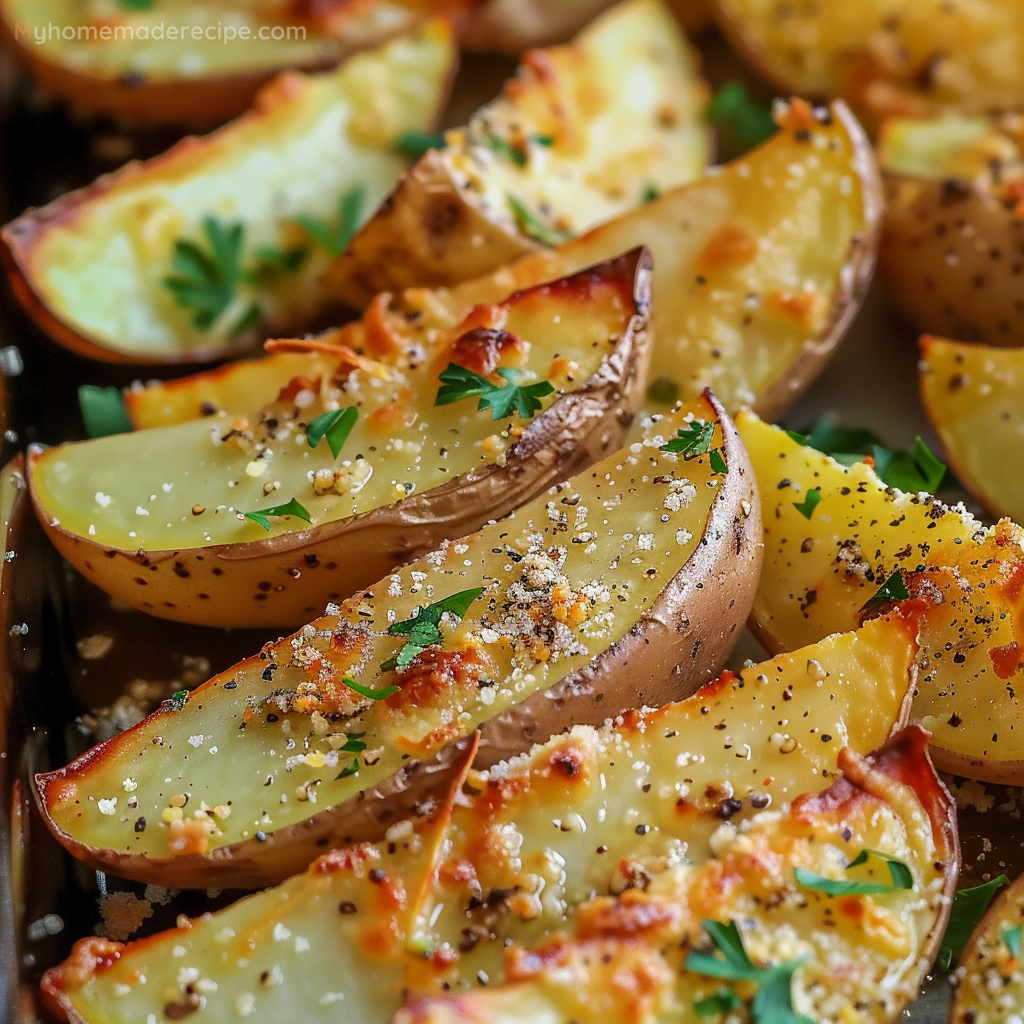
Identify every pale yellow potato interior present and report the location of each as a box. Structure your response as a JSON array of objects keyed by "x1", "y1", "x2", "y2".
[{"x1": 879, "y1": 115, "x2": 999, "y2": 180}]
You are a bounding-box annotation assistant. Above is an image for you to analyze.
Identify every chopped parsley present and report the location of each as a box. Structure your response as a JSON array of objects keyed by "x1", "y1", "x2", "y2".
[
  {"x1": 694, "y1": 988, "x2": 743, "y2": 1017},
  {"x1": 685, "y1": 920, "x2": 813, "y2": 1024},
  {"x1": 489, "y1": 136, "x2": 527, "y2": 167},
  {"x1": 164, "y1": 216, "x2": 247, "y2": 332},
  {"x1": 506, "y1": 193, "x2": 573, "y2": 246},
  {"x1": 297, "y1": 185, "x2": 365, "y2": 257},
  {"x1": 1003, "y1": 925, "x2": 1023, "y2": 959},
  {"x1": 709, "y1": 448, "x2": 728, "y2": 475},
  {"x1": 705, "y1": 81, "x2": 777, "y2": 154},
  {"x1": 395, "y1": 130, "x2": 446, "y2": 158},
  {"x1": 242, "y1": 497, "x2": 312, "y2": 532},
  {"x1": 646, "y1": 376, "x2": 678, "y2": 405},
  {"x1": 861, "y1": 571, "x2": 910, "y2": 611},
  {"x1": 383, "y1": 587, "x2": 486, "y2": 671},
  {"x1": 305, "y1": 407, "x2": 358, "y2": 459},
  {"x1": 660, "y1": 421, "x2": 714, "y2": 458},
  {"x1": 642, "y1": 182, "x2": 660, "y2": 204},
  {"x1": 79, "y1": 385, "x2": 133, "y2": 438},
  {"x1": 120, "y1": 0, "x2": 155, "y2": 8},
  {"x1": 341, "y1": 676, "x2": 400, "y2": 701},
  {"x1": 795, "y1": 849, "x2": 913, "y2": 896},
  {"x1": 245, "y1": 243, "x2": 308, "y2": 282},
  {"x1": 164, "y1": 689, "x2": 189, "y2": 711},
  {"x1": 435, "y1": 363, "x2": 555, "y2": 420},
  {"x1": 937, "y1": 876, "x2": 1009, "y2": 970},
  {"x1": 792, "y1": 488, "x2": 821, "y2": 520}
]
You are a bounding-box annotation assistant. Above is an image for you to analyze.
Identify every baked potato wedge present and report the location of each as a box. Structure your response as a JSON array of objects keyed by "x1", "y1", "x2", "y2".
[
  {"x1": 400, "y1": 727, "x2": 956, "y2": 1024},
  {"x1": 38, "y1": 608, "x2": 925, "y2": 1022},
  {"x1": 325, "y1": 0, "x2": 712, "y2": 306},
  {"x1": 950, "y1": 870, "x2": 1024, "y2": 1023},
  {"x1": 738, "y1": 410, "x2": 1024, "y2": 783},
  {"x1": 128, "y1": 99, "x2": 881, "y2": 427},
  {"x1": 713, "y1": 0, "x2": 1024, "y2": 126},
  {"x1": 920, "y1": 335, "x2": 1024, "y2": 522},
  {"x1": 878, "y1": 114, "x2": 1024, "y2": 345},
  {"x1": 34, "y1": 391, "x2": 761, "y2": 887},
  {"x1": 30, "y1": 252, "x2": 652, "y2": 628},
  {"x1": 0, "y1": 0, "x2": 472, "y2": 126},
  {"x1": 1, "y1": 23, "x2": 457, "y2": 365}
]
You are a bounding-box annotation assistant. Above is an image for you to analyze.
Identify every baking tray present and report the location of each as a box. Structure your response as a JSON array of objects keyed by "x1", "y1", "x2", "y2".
[{"x1": 0, "y1": 23, "x2": 1016, "y2": 1024}]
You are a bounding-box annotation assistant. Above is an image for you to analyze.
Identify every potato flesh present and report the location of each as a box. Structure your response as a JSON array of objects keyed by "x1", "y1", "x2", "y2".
[
  {"x1": 32, "y1": 271, "x2": 631, "y2": 552},
  {"x1": 14, "y1": 26, "x2": 453, "y2": 360},
  {"x1": 403, "y1": 733, "x2": 952, "y2": 1024},
  {"x1": 738, "y1": 411, "x2": 1024, "y2": 777},
  {"x1": 715, "y1": 0, "x2": 1024, "y2": 121},
  {"x1": 46, "y1": 612, "x2": 920, "y2": 1024},
  {"x1": 920, "y1": 337, "x2": 1024, "y2": 522},
  {"x1": 878, "y1": 116, "x2": 1009, "y2": 182},
  {"x1": 39, "y1": 405, "x2": 725, "y2": 861}
]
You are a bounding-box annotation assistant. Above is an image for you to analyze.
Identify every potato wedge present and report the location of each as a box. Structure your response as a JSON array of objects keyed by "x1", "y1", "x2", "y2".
[
  {"x1": 713, "y1": 0, "x2": 1024, "y2": 126},
  {"x1": 459, "y1": 0, "x2": 619, "y2": 51},
  {"x1": 0, "y1": 0, "x2": 472, "y2": 126},
  {"x1": 30, "y1": 253, "x2": 652, "y2": 628},
  {"x1": 878, "y1": 115, "x2": 1024, "y2": 345},
  {"x1": 1, "y1": 23, "x2": 456, "y2": 366},
  {"x1": 399, "y1": 727, "x2": 956, "y2": 1024},
  {"x1": 129, "y1": 99, "x2": 881, "y2": 427},
  {"x1": 920, "y1": 335, "x2": 1024, "y2": 522},
  {"x1": 325, "y1": 0, "x2": 712, "y2": 306},
  {"x1": 951, "y1": 870, "x2": 1024, "y2": 1022},
  {"x1": 34, "y1": 391, "x2": 761, "y2": 887},
  {"x1": 39, "y1": 609, "x2": 925, "y2": 1022},
  {"x1": 738, "y1": 410, "x2": 1024, "y2": 783}
]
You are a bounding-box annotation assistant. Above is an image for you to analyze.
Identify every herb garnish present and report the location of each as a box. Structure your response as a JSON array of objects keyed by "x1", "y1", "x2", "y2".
[
  {"x1": 435, "y1": 363, "x2": 555, "y2": 420},
  {"x1": 706, "y1": 81, "x2": 777, "y2": 154},
  {"x1": 694, "y1": 988, "x2": 743, "y2": 1017},
  {"x1": 297, "y1": 185, "x2": 365, "y2": 257},
  {"x1": 489, "y1": 136, "x2": 527, "y2": 167},
  {"x1": 506, "y1": 193, "x2": 573, "y2": 246},
  {"x1": 396, "y1": 130, "x2": 446, "y2": 158},
  {"x1": 79, "y1": 385, "x2": 133, "y2": 439},
  {"x1": 646, "y1": 377, "x2": 678, "y2": 405},
  {"x1": 120, "y1": 0, "x2": 155, "y2": 9},
  {"x1": 792, "y1": 488, "x2": 821, "y2": 520},
  {"x1": 642, "y1": 182, "x2": 660, "y2": 204},
  {"x1": 937, "y1": 876, "x2": 1009, "y2": 970},
  {"x1": 164, "y1": 216, "x2": 247, "y2": 331},
  {"x1": 795, "y1": 849, "x2": 913, "y2": 896},
  {"x1": 1003, "y1": 924, "x2": 1023, "y2": 958},
  {"x1": 306, "y1": 407, "x2": 358, "y2": 459},
  {"x1": 685, "y1": 920, "x2": 813, "y2": 1024},
  {"x1": 165, "y1": 689, "x2": 189, "y2": 711},
  {"x1": 341, "y1": 676, "x2": 400, "y2": 701},
  {"x1": 383, "y1": 587, "x2": 486, "y2": 671},
  {"x1": 245, "y1": 243, "x2": 308, "y2": 282},
  {"x1": 660, "y1": 421, "x2": 714, "y2": 458},
  {"x1": 242, "y1": 497, "x2": 312, "y2": 532},
  {"x1": 861, "y1": 571, "x2": 910, "y2": 611},
  {"x1": 709, "y1": 449, "x2": 728, "y2": 475}
]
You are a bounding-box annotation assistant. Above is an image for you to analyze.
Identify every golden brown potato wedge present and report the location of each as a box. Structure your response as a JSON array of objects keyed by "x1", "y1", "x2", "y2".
[
  {"x1": 738, "y1": 410, "x2": 1024, "y2": 783},
  {"x1": 325, "y1": 0, "x2": 712, "y2": 306},
  {"x1": 39, "y1": 609, "x2": 927, "y2": 1022},
  {"x1": 1, "y1": 23, "x2": 456, "y2": 365},
  {"x1": 0, "y1": 0, "x2": 473, "y2": 126},
  {"x1": 713, "y1": 0, "x2": 1024, "y2": 127},
  {"x1": 400, "y1": 728, "x2": 955, "y2": 1024},
  {"x1": 951, "y1": 871, "x2": 1024, "y2": 1023},
  {"x1": 920, "y1": 335, "x2": 1024, "y2": 522},
  {"x1": 878, "y1": 114, "x2": 1024, "y2": 345},
  {"x1": 30, "y1": 253, "x2": 652, "y2": 628},
  {"x1": 34, "y1": 392, "x2": 761, "y2": 887},
  {"x1": 128, "y1": 99, "x2": 881, "y2": 427}
]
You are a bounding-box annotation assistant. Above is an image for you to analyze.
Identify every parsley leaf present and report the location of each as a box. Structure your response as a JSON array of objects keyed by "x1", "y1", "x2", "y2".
[
  {"x1": 642, "y1": 182, "x2": 660, "y2": 204},
  {"x1": 120, "y1": 0, "x2": 155, "y2": 9},
  {"x1": 796, "y1": 849, "x2": 913, "y2": 896},
  {"x1": 164, "y1": 689, "x2": 189, "y2": 711},
  {"x1": 396, "y1": 130, "x2": 446, "y2": 158},
  {"x1": 164, "y1": 216, "x2": 245, "y2": 331},
  {"x1": 340, "y1": 676, "x2": 400, "y2": 701},
  {"x1": 792, "y1": 488, "x2": 821, "y2": 520},
  {"x1": 1003, "y1": 925, "x2": 1024, "y2": 959},
  {"x1": 506, "y1": 193, "x2": 573, "y2": 246},
  {"x1": 336, "y1": 759, "x2": 360, "y2": 779},
  {"x1": 489, "y1": 135, "x2": 527, "y2": 167},
  {"x1": 384, "y1": 587, "x2": 485, "y2": 670},
  {"x1": 861, "y1": 571, "x2": 910, "y2": 611},
  {"x1": 296, "y1": 185, "x2": 365, "y2": 257},
  {"x1": 435, "y1": 363, "x2": 555, "y2": 420},
  {"x1": 709, "y1": 448, "x2": 728, "y2": 475},
  {"x1": 685, "y1": 920, "x2": 813, "y2": 1024},
  {"x1": 938, "y1": 876, "x2": 1009, "y2": 970},
  {"x1": 694, "y1": 988, "x2": 743, "y2": 1017},
  {"x1": 646, "y1": 377, "x2": 678, "y2": 405},
  {"x1": 244, "y1": 243, "x2": 307, "y2": 284},
  {"x1": 242, "y1": 497, "x2": 312, "y2": 532},
  {"x1": 79, "y1": 385, "x2": 133, "y2": 438},
  {"x1": 706, "y1": 81, "x2": 777, "y2": 153},
  {"x1": 306, "y1": 407, "x2": 358, "y2": 459},
  {"x1": 660, "y1": 421, "x2": 714, "y2": 458}
]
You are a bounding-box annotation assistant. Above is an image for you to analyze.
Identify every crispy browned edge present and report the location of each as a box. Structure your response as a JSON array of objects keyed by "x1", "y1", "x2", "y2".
[
  {"x1": 323, "y1": 147, "x2": 543, "y2": 309},
  {"x1": 31, "y1": 386, "x2": 764, "y2": 888},
  {"x1": 0, "y1": 45, "x2": 457, "y2": 366},
  {"x1": 26, "y1": 249, "x2": 653, "y2": 629},
  {"x1": 753, "y1": 100, "x2": 884, "y2": 421}
]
